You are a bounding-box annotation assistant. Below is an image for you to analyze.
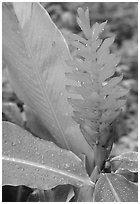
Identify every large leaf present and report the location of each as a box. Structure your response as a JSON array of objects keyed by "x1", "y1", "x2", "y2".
[
  {"x1": 110, "y1": 152, "x2": 138, "y2": 173},
  {"x1": 23, "y1": 105, "x2": 56, "y2": 143},
  {"x1": 2, "y1": 2, "x2": 94, "y2": 170},
  {"x1": 94, "y1": 173, "x2": 138, "y2": 202},
  {"x1": 2, "y1": 122, "x2": 94, "y2": 190}
]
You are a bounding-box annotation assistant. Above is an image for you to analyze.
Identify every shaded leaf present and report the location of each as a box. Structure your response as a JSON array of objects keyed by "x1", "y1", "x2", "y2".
[
  {"x1": 27, "y1": 185, "x2": 73, "y2": 202},
  {"x1": 116, "y1": 169, "x2": 138, "y2": 183},
  {"x1": 76, "y1": 185, "x2": 94, "y2": 202},
  {"x1": 110, "y1": 152, "x2": 138, "y2": 173},
  {"x1": 2, "y1": 122, "x2": 94, "y2": 189},
  {"x1": 94, "y1": 173, "x2": 138, "y2": 202}
]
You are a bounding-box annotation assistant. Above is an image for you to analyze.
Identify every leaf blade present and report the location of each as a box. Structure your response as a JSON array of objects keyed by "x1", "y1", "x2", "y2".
[
  {"x1": 110, "y1": 152, "x2": 138, "y2": 173},
  {"x1": 94, "y1": 173, "x2": 138, "y2": 202},
  {"x1": 2, "y1": 122, "x2": 94, "y2": 189},
  {"x1": 2, "y1": 2, "x2": 95, "y2": 169}
]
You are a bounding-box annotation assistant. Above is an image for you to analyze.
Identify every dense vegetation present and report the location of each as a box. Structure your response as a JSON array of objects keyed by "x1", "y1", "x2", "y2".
[{"x1": 2, "y1": 2, "x2": 137, "y2": 202}]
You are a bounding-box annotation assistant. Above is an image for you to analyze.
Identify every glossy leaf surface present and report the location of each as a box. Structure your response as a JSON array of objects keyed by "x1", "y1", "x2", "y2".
[
  {"x1": 2, "y1": 2, "x2": 94, "y2": 169},
  {"x1": 2, "y1": 122, "x2": 94, "y2": 190},
  {"x1": 110, "y1": 152, "x2": 138, "y2": 173},
  {"x1": 94, "y1": 173, "x2": 138, "y2": 202}
]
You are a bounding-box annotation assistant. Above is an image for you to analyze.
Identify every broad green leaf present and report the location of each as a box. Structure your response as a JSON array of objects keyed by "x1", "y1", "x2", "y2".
[
  {"x1": 23, "y1": 105, "x2": 56, "y2": 143},
  {"x1": 2, "y1": 2, "x2": 94, "y2": 170},
  {"x1": 115, "y1": 169, "x2": 138, "y2": 183},
  {"x1": 94, "y1": 173, "x2": 138, "y2": 202},
  {"x1": 2, "y1": 122, "x2": 94, "y2": 190},
  {"x1": 110, "y1": 152, "x2": 138, "y2": 173}
]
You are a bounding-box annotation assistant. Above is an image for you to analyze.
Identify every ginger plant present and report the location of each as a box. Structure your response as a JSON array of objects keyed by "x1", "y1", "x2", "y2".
[
  {"x1": 2, "y1": 3, "x2": 138, "y2": 202},
  {"x1": 66, "y1": 7, "x2": 128, "y2": 174}
]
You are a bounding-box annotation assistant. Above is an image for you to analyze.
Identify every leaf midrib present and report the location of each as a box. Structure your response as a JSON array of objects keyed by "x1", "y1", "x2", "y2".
[
  {"x1": 3, "y1": 155, "x2": 94, "y2": 186},
  {"x1": 14, "y1": 2, "x2": 70, "y2": 150},
  {"x1": 105, "y1": 174, "x2": 121, "y2": 202}
]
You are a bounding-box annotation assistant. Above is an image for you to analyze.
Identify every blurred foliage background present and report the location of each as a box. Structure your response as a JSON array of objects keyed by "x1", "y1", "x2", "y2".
[
  {"x1": 3, "y1": 2, "x2": 138, "y2": 157},
  {"x1": 2, "y1": 2, "x2": 138, "y2": 202}
]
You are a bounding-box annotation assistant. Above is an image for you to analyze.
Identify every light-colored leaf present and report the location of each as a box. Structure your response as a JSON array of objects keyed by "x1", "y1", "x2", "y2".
[
  {"x1": 94, "y1": 173, "x2": 138, "y2": 202},
  {"x1": 110, "y1": 152, "x2": 138, "y2": 173},
  {"x1": 91, "y1": 21, "x2": 107, "y2": 41},
  {"x1": 97, "y1": 36, "x2": 115, "y2": 56},
  {"x1": 2, "y1": 2, "x2": 94, "y2": 170},
  {"x1": 2, "y1": 122, "x2": 94, "y2": 190},
  {"x1": 66, "y1": 8, "x2": 127, "y2": 157},
  {"x1": 77, "y1": 7, "x2": 91, "y2": 39},
  {"x1": 99, "y1": 57, "x2": 121, "y2": 82},
  {"x1": 104, "y1": 75, "x2": 123, "y2": 89}
]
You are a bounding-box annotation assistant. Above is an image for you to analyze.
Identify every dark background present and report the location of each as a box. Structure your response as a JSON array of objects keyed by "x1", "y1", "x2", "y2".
[{"x1": 2, "y1": 2, "x2": 138, "y2": 201}]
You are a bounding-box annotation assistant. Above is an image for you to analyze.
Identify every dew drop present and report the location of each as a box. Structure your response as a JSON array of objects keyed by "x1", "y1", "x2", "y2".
[
  {"x1": 21, "y1": 167, "x2": 24, "y2": 171},
  {"x1": 59, "y1": 178, "x2": 64, "y2": 182},
  {"x1": 77, "y1": 81, "x2": 81, "y2": 86},
  {"x1": 11, "y1": 141, "x2": 16, "y2": 146},
  {"x1": 65, "y1": 163, "x2": 70, "y2": 168}
]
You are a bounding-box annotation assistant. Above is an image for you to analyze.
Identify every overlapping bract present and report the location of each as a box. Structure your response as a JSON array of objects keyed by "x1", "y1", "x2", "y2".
[{"x1": 66, "y1": 8, "x2": 128, "y2": 149}]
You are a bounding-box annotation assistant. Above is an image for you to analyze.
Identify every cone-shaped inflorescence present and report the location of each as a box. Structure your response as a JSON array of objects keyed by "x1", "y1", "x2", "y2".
[{"x1": 66, "y1": 8, "x2": 128, "y2": 170}]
